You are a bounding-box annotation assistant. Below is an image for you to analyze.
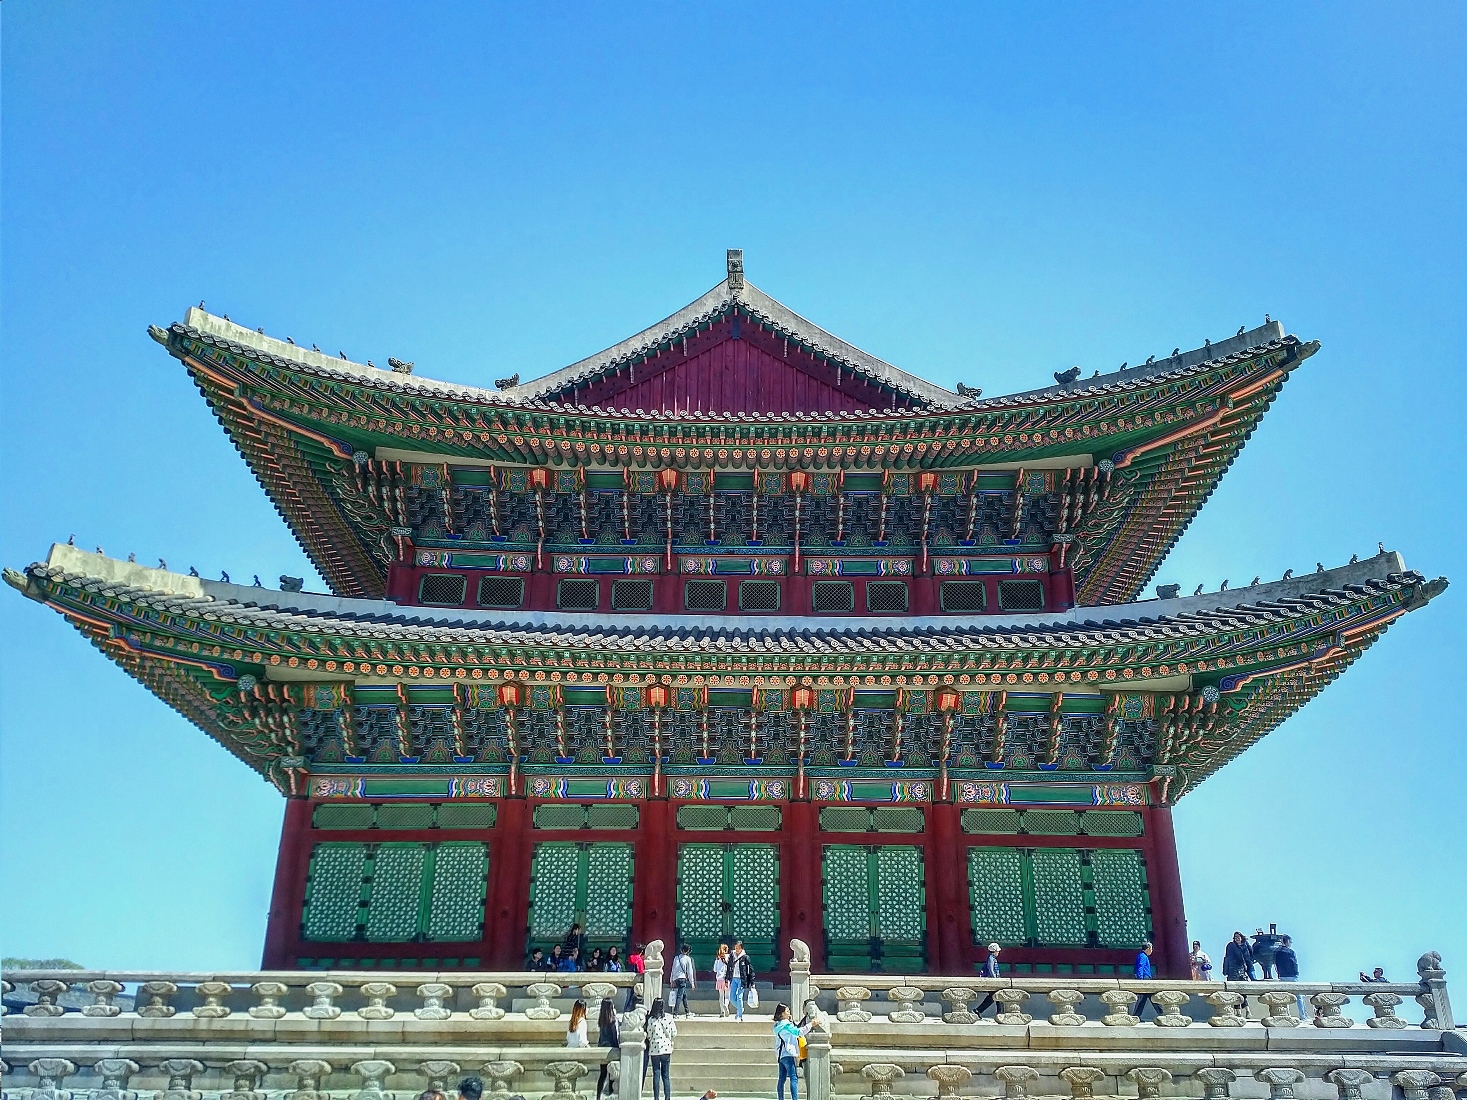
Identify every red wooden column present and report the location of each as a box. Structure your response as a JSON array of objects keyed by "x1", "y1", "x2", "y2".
[
  {"x1": 484, "y1": 798, "x2": 530, "y2": 968},
  {"x1": 1146, "y1": 804, "x2": 1190, "y2": 979},
  {"x1": 634, "y1": 800, "x2": 676, "y2": 949},
  {"x1": 925, "y1": 803, "x2": 969, "y2": 973},
  {"x1": 783, "y1": 801, "x2": 822, "y2": 969},
  {"x1": 261, "y1": 797, "x2": 313, "y2": 969}
]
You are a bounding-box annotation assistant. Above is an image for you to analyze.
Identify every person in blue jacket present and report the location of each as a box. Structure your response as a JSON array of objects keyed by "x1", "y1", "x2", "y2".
[
  {"x1": 974, "y1": 943, "x2": 1002, "y2": 1018},
  {"x1": 1130, "y1": 941, "x2": 1155, "y2": 1019}
]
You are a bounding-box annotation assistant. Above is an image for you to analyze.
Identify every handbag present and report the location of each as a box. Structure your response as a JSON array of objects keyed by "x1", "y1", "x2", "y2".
[
  {"x1": 797, "y1": 1035, "x2": 808, "y2": 1061},
  {"x1": 747, "y1": 985, "x2": 759, "y2": 1008}
]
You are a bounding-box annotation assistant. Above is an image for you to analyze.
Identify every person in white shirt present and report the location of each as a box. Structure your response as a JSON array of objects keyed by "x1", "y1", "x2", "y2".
[
  {"x1": 712, "y1": 943, "x2": 732, "y2": 1017},
  {"x1": 643, "y1": 998, "x2": 678, "y2": 1100},
  {"x1": 669, "y1": 942, "x2": 697, "y2": 1016},
  {"x1": 565, "y1": 998, "x2": 589, "y2": 1047}
]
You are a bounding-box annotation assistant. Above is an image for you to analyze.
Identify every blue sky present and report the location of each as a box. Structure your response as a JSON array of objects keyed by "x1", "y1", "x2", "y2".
[{"x1": 3, "y1": 3, "x2": 1463, "y2": 980}]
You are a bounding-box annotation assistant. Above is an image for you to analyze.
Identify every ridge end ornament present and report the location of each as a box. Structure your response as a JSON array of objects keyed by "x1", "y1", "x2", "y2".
[{"x1": 726, "y1": 248, "x2": 745, "y2": 295}]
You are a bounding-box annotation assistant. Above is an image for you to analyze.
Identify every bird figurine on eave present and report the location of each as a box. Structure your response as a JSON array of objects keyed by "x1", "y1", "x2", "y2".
[
  {"x1": 495, "y1": 373, "x2": 521, "y2": 390},
  {"x1": 1053, "y1": 366, "x2": 1081, "y2": 386}
]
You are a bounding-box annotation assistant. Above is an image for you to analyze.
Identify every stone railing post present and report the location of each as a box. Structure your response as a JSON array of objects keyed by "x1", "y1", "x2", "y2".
[
  {"x1": 888, "y1": 986, "x2": 926, "y2": 1022},
  {"x1": 1, "y1": 977, "x2": 12, "y2": 1014},
  {"x1": 861, "y1": 1065, "x2": 906, "y2": 1097},
  {"x1": 525, "y1": 982, "x2": 563, "y2": 1019},
  {"x1": 138, "y1": 981, "x2": 179, "y2": 1018},
  {"x1": 1392, "y1": 1072, "x2": 1441, "y2": 1100},
  {"x1": 616, "y1": 1012, "x2": 646, "y2": 1100},
  {"x1": 1196, "y1": 1068, "x2": 1238, "y2": 1100},
  {"x1": 928, "y1": 1066, "x2": 973, "y2": 1099},
  {"x1": 25, "y1": 980, "x2": 71, "y2": 1017},
  {"x1": 357, "y1": 982, "x2": 397, "y2": 1020},
  {"x1": 1363, "y1": 991, "x2": 1407, "y2": 1028},
  {"x1": 1101, "y1": 990, "x2": 1138, "y2": 1026},
  {"x1": 83, "y1": 979, "x2": 126, "y2": 1017},
  {"x1": 789, "y1": 938, "x2": 812, "y2": 1015},
  {"x1": 642, "y1": 939, "x2": 665, "y2": 1005},
  {"x1": 286, "y1": 1060, "x2": 334, "y2": 1100},
  {"x1": 836, "y1": 985, "x2": 873, "y2": 1022},
  {"x1": 1127, "y1": 1068, "x2": 1173, "y2": 1100},
  {"x1": 470, "y1": 983, "x2": 508, "y2": 1020},
  {"x1": 994, "y1": 988, "x2": 1032, "y2": 1024},
  {"x1": 1417, "y1": 952, "x2": 1455, "y2": 1031},
  {"x1": 1259, "y1": 990, "x2": 1302, "y2": 1027},
  {"x1": 941, "y1": 987, "x2": 978, "y2": 1023},
  {"x1": 194, "y1": 981, "x2": 234, "y2": 1018},
  {"x1": 1310, "y1": 992, "x2": 1352, "y2": 1027},
  {"x1": 805, "y1": 1019, "x2": 832, "y2": 1100},
  {"x1": 92, "y1": 1059, "x2": 141, "y2": 1100},
  {"x1": 417, "y1": 1063, "x2": 460, "y2": 1094},
  {"x1": 479, "y1": 1062, "x2": 524, "y2": 1098},
  {"x1": 1151, "y1": 989, "x2": 1193, "y2": 1026},
  {"x1": 1204, "y1": 991, "x2": 1247, "y2": 1027},
  {"x1": 1047, "y1": 989, "x2": 1086, "y2": 1025},
  {"x1": 581, "y1": 981, "x2": 618, "y2": 1009},
  {"x1": 1325, "y1": 1069, "x2": 1375, "y2": 1100},
  {"x1": 221, "y1": 1061, "x2": 268, "y2": 1100},
  {"x1": 1254, "y1": 1068, "x2": 1306, "y2": 1100},
  {"x1": 997, "y1": 1066, "x2": 1040, "y2": 1100},
  {"x1": 155, "y1": 1059, "x2": 205, "y2": 1100},
  {"x1": 304, "y1": 981, "x2": 343, "y2": 1020},
  {"x1": 350, "y1": 1060, "x2": 395, "y2": 1100},
  {"x1": 26, "y1": 1059, "x2": 76, "y2": 1100},
  {"x1": 250, "y1": 981, "x2": 289, "y2": 1019},
  {"x1": 414, "y1": 984, "x2": 454, "y2": 1020},
  {"x1": 1060, "y1": 1068, "x2": 1107, "y2": 1100},
  {"x1": 542, "y1": 1063, "x2": 588, "y2": 1097}
]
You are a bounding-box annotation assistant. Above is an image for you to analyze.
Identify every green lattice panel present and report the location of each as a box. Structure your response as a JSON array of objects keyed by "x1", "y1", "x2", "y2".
[
  {"x1": 534, "y1": 805, "x2": 588, "y2": 829},
  {"x1": 678, "y1": 805, "x2": 729, "y2": 830},
  {"x1": 378, "y1": 803, "x2": 436, "y2": 829},
  {"x1": 313, "y1": 804, "x2": 375, "y2": 829},
  {"x1": 1022, "y1": 810, "x2": 1082, "y2": 835},
  {"x1": 587, "y1": 803, "x2": 640, "y2": 829},
  {"x1": 427, "y1": 842, "x2": 488, "y2": 941},
  {"x1": 585, "y1": 843, "x2": 633, "y2": 938},
  {"x1": 822, "y1": 846, "x2": 871, "y2": 939},
  {"x1": 677, "y1": 845, "x2": 727, "y2": 939},
  {"x1": 303, "y1": 843, "x2": 366, "y2": 941},
  {"x1": 820, "y1": 807, "x2": 872, "y2": 832},
  {"x1": 872, "y1": 807, "x2": 924, "y2": 833},
  {"x1": 366, "y1": 843, "x2": 426, "y2": 941},
  {"x1": 729, "y1": 805, "x2": 781, "y2": 830},
  {"x1": 961, "y1": 809, "x2": 1022, "y2": 834},
  {"x1": 875, "y1": 846, "x2": 925, "y2": 941},
  {"x1": 529, "y1": 843, "x2": 581, "y2": 938},
  {"x1": 436, "y1": 803, "x2": 498, "y2": 829},
  {"x1": 1030, "y1": 847, "x2": 1088, "y2": 946},
  {"x1": 731, "y1": 845, "x2": 779, "y2": 939},
  {"x1": 1080, "y1": 810, "x2": 1144, "y2": 837},
  {"x1": 1090, "y1": 848, "x2": 1151, "y2": 948},
  {"x1": 967, "y1": 847, "x2": 1027, "y2": 946}
]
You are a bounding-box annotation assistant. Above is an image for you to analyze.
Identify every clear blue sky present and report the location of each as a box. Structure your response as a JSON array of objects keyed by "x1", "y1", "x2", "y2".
[{"x1": 3, "y1": 3, "x2": 1463, "y2": 980}]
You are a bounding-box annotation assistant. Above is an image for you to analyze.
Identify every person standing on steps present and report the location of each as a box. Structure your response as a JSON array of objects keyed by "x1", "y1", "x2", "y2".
[
  {"x1": 564, "y1": 921, "x2": 588, "y2": 961},
  {"x1": 1275, "y1": 934, "x2": 1306, "y2": 1019},
  {"x1": 712, "y1": 943, "x2": 732, "y2": 1017},
  {"x1": 1130, "y1": 942, "x2": 1156, "y2": 1019},
  {"x1": 772, "y1": 1003, "x2": 811, "y2": 1100},
  {"x1": 729, "y1": 939, "x2": 755, "y2": 1020},
  {"x1": 974, "y1": 943, "x2": 1001, "y2": 1018},
  {"x1": 566, "y1": 998, "x2": 589, "y2": 1047},
  {"x1": 1189, "y1": 940, "x2": 1213, "y2": 981},
  {"x1": 643, "y1": 998, "x2": 678, "y2": 1100},
  {"x1": 625, "y1": 942, "x2": 646, "y2": 1010},
  {"x1": 1223, "y1": 932, "x2": 1254, "y2": 981},
  {"x1": 669, "y1": 942, "x2": 696, "y2": 1016},
  {"x1": 593, "y1": 998, "x2": 620, "y2": 1100}
]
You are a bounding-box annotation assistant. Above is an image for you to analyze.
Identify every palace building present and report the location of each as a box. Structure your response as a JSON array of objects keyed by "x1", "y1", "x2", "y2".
[{"x1": 8, "y1": 252, "x2": 1444, "y2": 980}]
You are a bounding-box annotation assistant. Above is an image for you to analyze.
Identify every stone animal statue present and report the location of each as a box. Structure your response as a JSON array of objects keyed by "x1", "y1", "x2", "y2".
[
  {"x1": 495, "y1": 373, "x2": 520, "y2": 390},
  {"x1": 1053, "y1": 366, "x2": 1082, "y2": 386},
  {"x1": 955, "y1": 382, "x2": 982, "y2": 397},
  {"x1": 1155, "y1": 584, "x2": 1181, "y2": 600},
  {"x1": 387, "y1": 357, "x2": 414, "y2": 374}
]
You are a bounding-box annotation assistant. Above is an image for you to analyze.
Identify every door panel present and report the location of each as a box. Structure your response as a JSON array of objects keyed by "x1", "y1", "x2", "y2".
[
  {"x1": 822, "y1": 843, "x2": 926, "y2": 972},
  {"x1": 677, "y1": 843, "x2": 779, "y2": 972}
]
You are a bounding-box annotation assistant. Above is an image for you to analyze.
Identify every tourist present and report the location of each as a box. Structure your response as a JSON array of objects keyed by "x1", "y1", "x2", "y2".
[
  {"x1": 644, "y1": 998, "x2": 678, "y2": 1100},
  {"x1": 1251, "y1": 925, "x2": 1282, "y2": 979},
  {"x1": 547, "y1": 943, "x2": 565, "y2": 971},
  {"x1": 1189, "y1": 940, "x2": 1213, "y2": 981},
  {"x1": 564, "y1": 921, "x2": 588, "y2": 960},
  {"x1": 1275, "y1": 935, "x2": 1305, "y2": 1018},
  {"x1": 772, "y1": 1002, "x2": 810, "y2": 1100},
  {"x1": 1223, "y1": 932, "x2": 1254, "y2": 981},
  {"x1": 557, "y1": 947, "x2": 581, "y2": 973},
  {"x1": 974, "y1": 943, "x2": 1001, "y2": 1018},
  {"x1": 1131, "y1": 942, "x2": 1156, "y2": 1019},
  {"x1": 456, "y1": 1077, "x2": 483, "y2": 1100},
  {"x1": 729, "y1": 940, "x2": 755, "y2": 1020},
  {"x1": 527, "y1": 947, "x2": 546, "y2": 971},
  {"x1": 566, "y1": 998, "x2": 589, "y2": 1047},
  {"x1": 417, "y1": 1091, "x2": 445, "y2": 1100},
  {"x1": 670, "y1": 942, "x2": 696, "y2": 1016},
  {"x1": 713, "y1": 943, "x2": 732, "y2": 1017},
  {"x1": 588, "y1": 947, "x2": 605, "y2": 972},
  {"x1": 594, "y1": 998, "x2": 621, "y2": 1100},
  {"x1": 1360, "y1": 966, "x2": 1388, "y2": 982},
  {"x1": 625, "y1": 942, "x2": 646, "y2": 1009},
  {"x1": 605, "y1": 946, "x2": 624, "y2": 973}
]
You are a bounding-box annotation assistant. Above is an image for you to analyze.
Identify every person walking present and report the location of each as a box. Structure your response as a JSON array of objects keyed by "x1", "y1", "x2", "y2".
[
  {"x1": 772, "y1": 1003, "x2": 810, "y2": 1100},
  {"x1": 593, "y1": 998, "x2": 620, "y2": 1100},
  {"x1": 1189, "y1": 940, "x2": 1213, "y2": 981},
  {"x1": 1275, "y1": 935, "x2": 1306, "y2": 1018},
  {"x1": 974, "y1": 943, "x2": 1002, "y2": 1018},
  {"x1": 729, "y1": 940, "x2": 755, "y2": 1021},
  {"x1": 669, "y1": 942, "x2": 697, "y2": 1017},
  {"x1": 566, "y1": 998, "x2": 589, "y2": 1047},
  {"x1": 1131, "y1": 942, "x2": 1156, "y2": 1019},
  {"x1": 712, "y1": 943, "x2": 732, "y2": 1017},
  {"x1": 643, "y1": 998, "x2": 678, "y2": 1100},
  {"x1": 1223, "y1": 932, "x2": 1254, "y2": 980}
]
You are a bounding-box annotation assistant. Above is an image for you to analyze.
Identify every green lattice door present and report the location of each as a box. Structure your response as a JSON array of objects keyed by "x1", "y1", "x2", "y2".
[
  {"x1": 301, "y1": 841, "x2": 488, "y2": 943},
  {"x1": 967, "y1": 846, "x2": 1151, "y2": 950},
  {"x1": 821, "y1": 844, "x2": 926, "y2": 973},
  {"x1": 527, "y1": 842, "x2": 634, "y2": 958},
  {"x1": 677, "y1": 844, "x2": 779, "y2": 972}
]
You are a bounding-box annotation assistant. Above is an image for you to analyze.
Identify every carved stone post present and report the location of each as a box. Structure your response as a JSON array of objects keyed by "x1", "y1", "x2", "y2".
[
  {"x1": 1417, "y1": 952, "x2": 1455, "y2": 1031},
  {"x1": 1204, "y1": 991, "x2": 1247, "y2": 1027},
  {"x1": 304, "y1": 981, "x2": 344, "y2": 1020},
  {"x1": 416, "y1": 1063, "x2": 460, "y2": 1093},
  {"x1": 249, "y1": 981, "x2": 289, "y2": 1019},
  {"x1": 888, "y1": 986, "x2": 926, "y2": 1022},
  {"x1": 221, "y1": 1061, "x2": 268, "y2": 1100},
  {"x1": 154, "y1": 1059, "x2": 205, "y2": 1100},
  {"x1": 1196, "y1": 1068, "x2": 1238, "y2": 1100},
  {"x1": 469, "y1": 983, "x2": 507, "y2": 1020},
  {"x1": 581, "y1": 982, "x2": 618, "y2": 1007},
  {"x1": 194, "y1": 981, "x2": 234, "y2": 1019},
  {"x1": 1310, "y1": 992, "x2": 1352, "y2": 1027},
  {"x1": 286, "y1": 1061, "x2": 334, "y2": 1100},
  {"x1": 1391, "y1": 1072, "x2": 1441, "y2": 1100},
  {"x1": 927, "y1": 1066, "x2": 973, "y2": 1099},
  {"x1": 804, "y1": 1019, "x2": 832, "y2": 1100},
  {"x1": 1127, "y1": 1069, "x2": 1173, "y2": 1100},
  {"x1": 542, "y1": 1063, "x2": 588, "y2": 1097},
  {"x1": 616, "y1": 1012, "x2": 645, "y2": 1100},
  {"x1": 1, "y1": 978, "x2": 12, "y2": 1015},
  {"x1": 1259, "y1": 990, "x2": 1302, "y2": 1027},
  {"x1": 1324, "y1": 1069, "x2": 1375, "y2": 1100},
  {"x1": 790, "y1": 938, "x2": 812, "y2": 1015},
  {"x1": 642, "y1": 940, "x2": 665, "y2": 1005},
  {"x1": 91, "y1": 1059, "x2": 141, "y2": 1100},
  {"x1": 1254, "y1": 1068, "x2": 1306, "y2": 1100},
  {"x1": 994, "y1": 989, "x2": 1032, "y2": 1024},
  {"x1": 82, "y1": 980, "x2": 126, "y2": 1017},
  {"x1": 357, "y1": 982, "x2": 397, "y2": 1020},
  {"x1": 414, "y1": 984, "x2": 454, "y2": 1021},
  {"x1": 1060, "y1": 1068, "x2": 1108, "y2": 1100},
  {"x1": 1047, "y1": 989, "x2": 1087, "y2": 1025},
  {"x1": 1101, "y1": 989, "x2": 1139, "y2": 1026},
  {"x1": 525, "y1": 982, "x2": 563, "y2": 1020},
  {"x1": 25, "y1": 981, "x2": 71, "y2": 1017},
  {"x1": 836, "y1": 986, "x2": 874, "y2": 1022},
  {"x1": 997, "y1": 1067, "x2": 1040, "y2": 1100},
  {"x1": 137, "y1": 981, "x2": 179, "y2": 1019},
  {"x1": 942, "y1": 987, "x2": 979, "y2": 1024},
  {"x1": 1150, "y1": 990, "x2": 1192, "y2": 1026},
  {"x1": 350, "y1": 1061, "x2": 395, "y2": 1100},
  {"x1": 26, "y1": 1059, "x2": 76, "y2": 1100},
  {"x1": 1363, "y1": 991, "x2": 1407, "y2": 1028},
  {"x1": 861, "y1": 1065, "x2": 906, "y2": 1097},
  {"x1": 479, "y1": 1062, "x2": 524, "y2": 1098}
]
